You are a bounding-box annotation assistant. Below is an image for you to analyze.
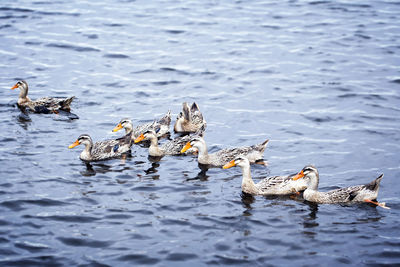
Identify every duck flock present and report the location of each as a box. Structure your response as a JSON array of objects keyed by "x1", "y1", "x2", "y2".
[{"x1": 11, "y1": 80, "x2": 390, "y2": 210}]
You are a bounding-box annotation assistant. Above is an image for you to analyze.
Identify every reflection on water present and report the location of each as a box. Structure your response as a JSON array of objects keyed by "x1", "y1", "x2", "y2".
[
  {"x1": 303, "y1": 202, "x2": 320, "y2": 231},
  {"x1": 241, "y1": 192, "x2": 255, "y2": 216},
  {"x1": 144, "y1": 161, "x2": 160, "y2": 175},
  {"x1": 185, "y1": 167, "x2": 209, "y2": 182}
]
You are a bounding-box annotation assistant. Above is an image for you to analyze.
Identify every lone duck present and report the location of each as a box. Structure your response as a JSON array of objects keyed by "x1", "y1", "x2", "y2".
[
  {"x1": 292, "y1": 165, "x2": 389, "y2": 209},
  {"x1": 181, "y1": 136, "x2": 268, "y2": 167},
  {"x1": 174, "y1": 102, "x2": 206, "y2": 133},
  {"x1": 223, "y1": 156, "x2": 308, "y2": 195},
  {"x1": 68, "y1": 133, "x2": 131, "y2": 161},
  {"x1": 11, "y1": 80, "x2": 75, "y2": 114}
]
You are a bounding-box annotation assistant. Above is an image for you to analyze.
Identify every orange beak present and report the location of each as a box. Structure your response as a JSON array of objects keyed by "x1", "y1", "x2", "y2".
[
  {"x1": 68, "y1": 140, "x2": 80, "y2": 149},
  {"x1": 293, "y1": 170, "x2": 305, "y2": 181},
  {"x1": 11, "y1": 84, "x2": 19, "y2": 90},
  {"x1": 180, "y1": 142, "x2": 192, "y2": 153},
  {"x1": 223, "y1": 160, "x2": 236, "y2": 169},
  {"x1": 112, "y1": 123, "x2": 123, "y2": 132},
  {"x1": 134, "y1": 133, "x2": 145, "y2": 143}
]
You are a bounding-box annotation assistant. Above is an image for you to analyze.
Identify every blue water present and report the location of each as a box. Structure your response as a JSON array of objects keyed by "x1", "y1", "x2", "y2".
[{"x1": 1, "y1": 0, "x2": 400, "y2": 265}]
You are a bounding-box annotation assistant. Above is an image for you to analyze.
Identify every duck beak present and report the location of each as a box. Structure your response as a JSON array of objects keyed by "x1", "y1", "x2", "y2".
[
  {"x1": 293, "y1": 170, "x2": 305, "y2": 180},
  {"x1": 181, "y1": 142, "x2": 192, "y2": 153},
  {"x1": 68, "y1": 140, "x2": 80, "y2": 149},
  {"x1": 134, "y1": 133, "x2": 145, "y2": 143},
  {"x1": 11, "y1": 84, "x2": 18, "y2": 90},
  {"x1": 223, "y1": 160, "x2": 236, "y2": 169},
  {"x1": 112, "y1": 123, "x2": 123, "y2": 132}
]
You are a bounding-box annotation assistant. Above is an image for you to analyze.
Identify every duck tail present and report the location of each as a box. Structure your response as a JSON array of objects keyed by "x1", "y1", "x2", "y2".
[
  {"x1": 61, "y1": 96, "x2": 75, "y2": 110},
  {"x1": 366, "y1": 174, "x2": 384, "y2": 192},
  {"x1": 158, "y1": 110, "x2": 171, "y2": 126},
  {"x1": 259, "y1": 138, "x2": 269, "y2": 152},
  {"x1": 191, "y1": 102, "x2": 200, "y2": 112},
  {"x1": 182, "y1": 102, "x2": 190, "y2": 120}
]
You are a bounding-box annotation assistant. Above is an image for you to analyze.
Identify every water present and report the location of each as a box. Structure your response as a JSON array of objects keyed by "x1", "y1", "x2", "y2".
[{"x1": 1, "y1": 0, "x2": 400, "y2": 265}]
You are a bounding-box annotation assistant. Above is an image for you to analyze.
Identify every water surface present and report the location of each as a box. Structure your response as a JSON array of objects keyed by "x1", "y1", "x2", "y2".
[{"x1": 1, "y1": 0, "x2": 400, "y2": 266}]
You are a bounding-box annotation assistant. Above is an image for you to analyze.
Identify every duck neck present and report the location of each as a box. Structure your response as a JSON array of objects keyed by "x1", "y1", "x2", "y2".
[
  {"x1": 18, "y1": 85, "x2": 31, "y2": 105},
  {"x1": 174, "y1": 118, "x2": 184, "y2": 132},
  {"x1": 19, "y1": 84, "x2": 28, "y2": 99},
  {"x1": 241, "y1": 164, "x2": 258, "y2": 194},
  {"x1": 148, "y1": 135, "x2": 163, "y2": 156},
  {"x1": 196, "y1": 141, "x2": 209, "y2": 162},
  {"x1": 302, "y1": 173, "x2": 320, "y2": 201},
  {"x1": 307, "y1": 173, "x2": 319, "y2": 191},
  {"x1": 80, "y1": 142, "x2": 93, "y2": 159},
  {"x1": 124, "y1": 123, "x2": 133, "y2": 135}
]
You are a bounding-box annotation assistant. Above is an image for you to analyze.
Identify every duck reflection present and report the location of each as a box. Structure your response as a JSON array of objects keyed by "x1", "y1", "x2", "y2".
[
  {"x1": 241, "y1": 192, "x2": 255, "y2": 216},
  {"x1": 79, "y1": 157, "x2": 133, "y2": 177},
  {"x1": 144, "y1": 158, "x2": 161, "y2": 175},
  {"x1": 185, "y1": 164, "x2": 209, "y2": 181},
  {"x1": 16, "y1": 105, "x2": 31, "y2": 130},
  {"x1": 80, "y1": 162, "x2": 96, "y2": 176},
  {"x1": 303, "y1": 201, "x2": 319, "y2": 227}
]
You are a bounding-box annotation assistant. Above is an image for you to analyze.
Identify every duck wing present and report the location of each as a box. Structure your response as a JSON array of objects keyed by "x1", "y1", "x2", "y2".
[
  {"x1": 212, "y1": 146, "x2": 257, "y2": 165},
  {"x1": 90, "y1": 134, "x2": 131, "y2": 160},
  {"x1": 190, "y1": 102, "x2": 205, "y2": 125},
  {"x1": 257, "y1": 175, "x2": 291, "y2": 191},
  {"x1": 31, "y1": 96, "x2": 75, "y2": 113},
  {"x1": 133, "y1": 121, "x2": 154, "y2": 138},
  {"x1": 323, "y1": 185, "x2": 364, "y2": 203},
  {"x1": 160, "y1": 135, "x2": 191, "y2": 155}
]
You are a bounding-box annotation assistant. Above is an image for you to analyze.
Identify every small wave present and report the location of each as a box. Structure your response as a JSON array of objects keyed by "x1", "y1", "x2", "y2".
[
  {"x1": 354, "y1": 33, "x2": 371, "y2": 39},
  {"x1": 31, "y1": 214, "x2": 100, "y2": 223},
  {"x1": 15, "y1": 241, "x2": 49, "y2": 252},
  {"x1": 101, "y1": 82, "x2": 125, "y2": 88},
  {"x1": 103, "y1": 53, "x2": 130, "y2": 59},
  {"x1": 0, "y1": 7, "x2": 33, "y2": 12},
  {"x1": 166, "y1": 253, "x2": 198, "y2": 261},
  {"x1": 152, "y1": 80, "x2": 181, "y2": 86},
  {"x1": 260, "y1": 24, "x2": 281, "y2": 30},
  {"x1": 104, "y1": 23, "x2": 125, "y2": 27},
  {"x1": 57, "y1": 237, "x2": 113, "y2": 248},
  {"x1": 309, "y1": 1, "x2": 330, "y2": 5},
  {"x1": 164, "y1": 29, "x2": 185, "y2": 34},
  {"x1": 391, "y1": 78, "x2": 400, "y2": 84},
  {"x1": 0, "y1": 24, "x2": 12, "y2": 29},
  {"x1": 116, "y1": 254, "x2": 160, "y2": 264},
  {"x1": 46, "y1": 43, "x2": 100, "y2": 52},
  {"x1": 0, "y1": 256, "x2": 73, "y2": 266},
  {"x1": 160, "y1": 218, "x2": 191, "y2": 226},
  {"x1": 160, "y1": 67, "x2": 191, "y2": 75},
  {"x1": 303, "y1": 115, "x2": 341, "y2": 123}
]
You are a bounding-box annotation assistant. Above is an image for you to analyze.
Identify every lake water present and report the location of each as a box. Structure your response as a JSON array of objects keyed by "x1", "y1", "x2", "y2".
[{"x1": 1, "y1": 0, "x2": 400, "y2": 266}]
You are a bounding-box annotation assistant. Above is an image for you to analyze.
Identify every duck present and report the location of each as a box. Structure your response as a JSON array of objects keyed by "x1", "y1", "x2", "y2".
[
  {"x1": 11, "y1": 80, "x2": 75, "y2": 114},
  {"x1": 112, "y1": 111, "x2": 171, "y2": 140},
  {"x1": 292, "y1": 165, "x2": 389, "y2": 209},
  {"x1": 68, "y1": 133, "x2": 131, "y2": 161},
  {"x1": 174, "y1": 102, "x2": 206, "y2": 133},
  {"x1": 223, "y1": 156, "x2": 308, "y2": 195},
  {"x1": 134, "y1": 125, "x2": 205, "y2": 157},
  {"x1": 181, "y1": 136, "x2": 269, "y2": 167}
]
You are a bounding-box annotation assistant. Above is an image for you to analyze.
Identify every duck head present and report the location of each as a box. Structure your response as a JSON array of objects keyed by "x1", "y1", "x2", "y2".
[
  {"x1": 68, "y1": 134, "x2": 93, "y2": 149},
  {"x1": 11, "y1": 80, "x2": 29, "y2": 98},
  {"x1": 113, "y1": 118, "x2": 133, "y2": 133},
  {"x1": 223, "y1": 156, "x2": 250, "y2": 169}
]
